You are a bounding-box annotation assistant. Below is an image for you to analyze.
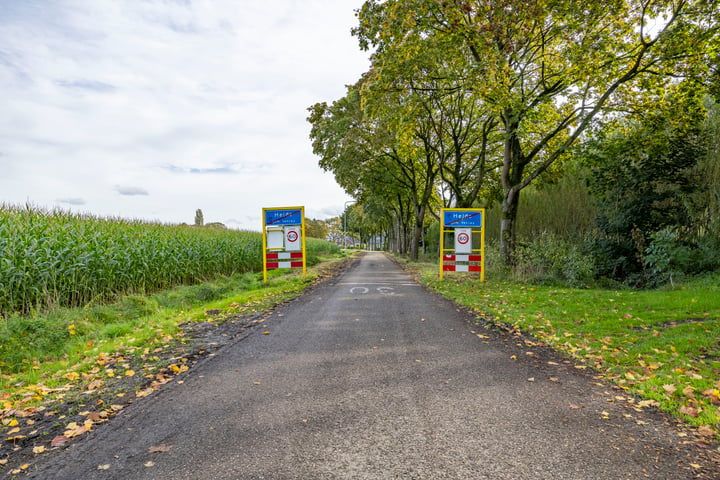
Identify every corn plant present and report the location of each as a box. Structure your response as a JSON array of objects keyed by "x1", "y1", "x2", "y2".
[{"x1": 0, "y1": 204, "x2": 263, "y2": 315}]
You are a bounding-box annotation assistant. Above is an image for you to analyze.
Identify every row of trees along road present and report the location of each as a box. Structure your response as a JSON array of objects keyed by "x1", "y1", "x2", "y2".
[{"x1": 308, "y1": 0, "x2": 719, "y2": 264}]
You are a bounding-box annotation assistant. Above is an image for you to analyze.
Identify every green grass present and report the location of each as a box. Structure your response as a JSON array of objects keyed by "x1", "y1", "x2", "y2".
[{"x1": 411, "y1": 260, "x2": 720, "y2": 436}]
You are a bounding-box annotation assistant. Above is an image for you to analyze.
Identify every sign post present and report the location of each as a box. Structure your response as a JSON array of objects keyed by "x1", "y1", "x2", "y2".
[
  {"x1": 262, "y1": 206, "x2": 306, "y2": 283},
  {"x1": 439, "y1": 208, "x2": 485, "y2": 281}
]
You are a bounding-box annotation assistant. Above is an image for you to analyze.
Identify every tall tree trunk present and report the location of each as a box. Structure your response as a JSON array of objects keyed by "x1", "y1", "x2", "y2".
[
  {"x1": 410, "y1": 204, "x2": 426, "y2": 261},
  {"x1": 499, "y1": 109, "x2": 526, "y2": 265},
  {"x1": 500, "y1": 187, "x2": 520, "y2": 265}
]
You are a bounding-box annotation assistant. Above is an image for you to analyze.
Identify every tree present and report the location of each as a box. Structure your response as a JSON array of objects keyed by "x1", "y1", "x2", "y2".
[
  {"x1": 308, "y1": 78, "x2": 442, "y2": 260},
  {"x1": 305, "y1": 218, "x2": 330, "y2": 239},
  {"x1": 194, "y1": 209, "x2": 204, "y2": 227},
  {"x1": 355, "y1": 0, "x2": 720, "y2": 264},
  {"x1": 584, "y1": 86, "x2": 707, "y2": 284}
]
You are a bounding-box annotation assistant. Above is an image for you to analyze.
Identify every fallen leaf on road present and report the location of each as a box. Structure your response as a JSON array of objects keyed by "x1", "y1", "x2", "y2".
[
  {"x1": 51, "y1": 435, "x2": 70, "y2": 448},
  {"x1": 87, "y1": 378, "x2": 104, "y2": 390},
  {"x1": 33, "y1": 446, "x2": 46, "y2": 454},
  {"x1": 11, "y1": 464, "x2": 29, "y2": 474},
  {"x1": 144, "y1": 461, "x2": 155, "y2": 467},
  {"x1": 97, "y1": 464, "x2": 111, "y2": 470},
  {"x1": 149, "y1": 444, "x2": 172, "y2": 453},
  {"x1": 697, "y1": 425, "x2": 716, "y2": 437}
]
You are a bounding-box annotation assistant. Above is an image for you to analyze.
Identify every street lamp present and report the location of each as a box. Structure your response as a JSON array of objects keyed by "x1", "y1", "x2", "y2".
[{"x1": 342, "y1": 200, "x2": 356, "y2": 250}]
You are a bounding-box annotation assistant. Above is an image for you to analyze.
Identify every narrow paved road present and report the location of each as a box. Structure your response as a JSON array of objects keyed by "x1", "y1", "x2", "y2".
[{"x1": 28, "y1": 252, "x2": 712, "y2": 479}]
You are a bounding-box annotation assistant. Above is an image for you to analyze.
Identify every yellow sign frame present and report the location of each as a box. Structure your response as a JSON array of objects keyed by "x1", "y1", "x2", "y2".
[
  {"x1": 439, "y1": 207, "x2": 485, "y2": 281},
  {"x1": 261, "y1": 206, "x2": 307, "y2": 283}
]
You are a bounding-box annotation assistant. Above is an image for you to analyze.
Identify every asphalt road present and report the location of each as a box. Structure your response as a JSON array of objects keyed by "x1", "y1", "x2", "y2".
[{"x1": 26, "y1": 252, "x2": 714, "y2": 479}]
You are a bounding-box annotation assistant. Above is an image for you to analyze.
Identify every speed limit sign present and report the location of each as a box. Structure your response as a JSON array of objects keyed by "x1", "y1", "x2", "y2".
[
  {"x1": 284, "y1": 226, "x2": 301, "y2": 251},
  {"x1": 454, "y1": 227, "x2": 472, "y2": 253}
]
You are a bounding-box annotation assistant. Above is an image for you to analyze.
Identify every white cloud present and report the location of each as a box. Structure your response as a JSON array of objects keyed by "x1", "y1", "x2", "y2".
[
  {"x1": 0, "y1": 0, "x2": 368, "y2": 230},
  {"x1": 114, "y1": 186, "x2": 149, "y2": 196}
]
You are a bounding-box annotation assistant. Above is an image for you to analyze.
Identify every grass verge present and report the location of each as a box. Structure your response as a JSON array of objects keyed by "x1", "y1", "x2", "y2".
[{"x1": 403, "y1": 258, "x2": 720, "y2": 440}]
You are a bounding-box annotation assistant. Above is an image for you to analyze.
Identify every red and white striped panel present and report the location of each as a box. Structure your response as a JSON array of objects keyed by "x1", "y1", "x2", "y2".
[
  {"x1": 266, "y1": 251, "x2": 303, "y2": 270},
  {"x1": 442, "y1": 254, "x2": 482, "y2": 272}
]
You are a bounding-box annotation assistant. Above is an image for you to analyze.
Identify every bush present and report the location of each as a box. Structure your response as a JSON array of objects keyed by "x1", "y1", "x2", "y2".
[{"x1": 512, "y1": 233, "x2": 595, "y2": 288}]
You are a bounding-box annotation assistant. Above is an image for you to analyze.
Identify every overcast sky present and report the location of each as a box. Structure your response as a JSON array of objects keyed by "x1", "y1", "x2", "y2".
[{"x1": 0, "y1": 0, "x2": 369, "y2": 230}]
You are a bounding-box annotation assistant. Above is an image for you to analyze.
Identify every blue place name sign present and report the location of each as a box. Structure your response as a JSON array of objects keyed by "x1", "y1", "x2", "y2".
[
  {"x1": 443, "y1": 210, "x2": 483, "y2": 228},
  {"x1": 265, "y1": 208, "x2": 303, "y2": 226}
]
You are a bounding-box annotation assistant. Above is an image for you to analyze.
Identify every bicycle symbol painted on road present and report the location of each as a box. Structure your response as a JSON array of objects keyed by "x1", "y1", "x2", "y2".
[{"x1": 349, "y1": 286, "x2": 395, "y2": 295}]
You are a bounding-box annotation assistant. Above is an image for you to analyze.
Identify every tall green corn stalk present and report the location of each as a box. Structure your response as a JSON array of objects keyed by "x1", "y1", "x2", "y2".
[{"x1": 0, "y1": 204, "x2": 263, "y2": 316}]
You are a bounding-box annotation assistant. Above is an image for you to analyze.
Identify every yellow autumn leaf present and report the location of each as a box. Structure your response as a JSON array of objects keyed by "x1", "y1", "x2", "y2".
[
  {"x1": 64, "y1": 422, "x2": 88, "y2": 438},
  {"x1": 33, "y1": 445, "x2": 46, "y2": 454},
  {"x1": 6, "y1": 427, "x2": 20, "y2": 435},
  {"x1": 8, "y1": 419, "x2": 18, "y2": 427},
  {"x1": 662, "y1": 384, "x2": 677, "y2": 395},
  {"x1": 125, "y1": 369, "x2": 135, "y2": 377}
]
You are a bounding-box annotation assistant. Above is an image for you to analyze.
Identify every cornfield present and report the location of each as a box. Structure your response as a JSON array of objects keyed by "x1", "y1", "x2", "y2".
[{"x1": 0, "y1": 204, "x2": 263, "y2": 315}]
